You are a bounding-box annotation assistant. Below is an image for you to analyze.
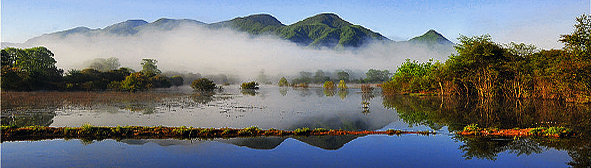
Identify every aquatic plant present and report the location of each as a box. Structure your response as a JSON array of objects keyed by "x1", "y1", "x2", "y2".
[
  {"x1": 360, "y1": 84, "x2": 374, "y2": 93},
  {"x1": 191, "y1": 78, "x2": 217, "y2": 92},
  {"x1": 278, "y1": 77, "x2": 289, "y2": 87},
  {"x1": 337, "y1": 80, "x2": 347, "y2": 90},
  {"x1": 240, "y1": 81, "x2": 259, "y2": 90},
  {"x1": 323, "y1": 81, "x2": 335, "y2": 89}
]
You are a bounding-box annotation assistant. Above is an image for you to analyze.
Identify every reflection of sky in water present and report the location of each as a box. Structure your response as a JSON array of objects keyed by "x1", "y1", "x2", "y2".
[
  {"x1": 1, "y1": 134, "x2": 571, "y2": 168},
  {"x1": 49, "y1": 86, "x2": 402, "y2": 131},
  {"x1": 2, "y1": 87, "x2": 585, "y2": 167}
]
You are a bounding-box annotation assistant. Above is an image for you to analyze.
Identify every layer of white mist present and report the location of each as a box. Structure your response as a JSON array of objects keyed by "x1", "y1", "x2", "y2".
[{"x1": 10, "y1": 24, "x2": 453, "y2": 81}]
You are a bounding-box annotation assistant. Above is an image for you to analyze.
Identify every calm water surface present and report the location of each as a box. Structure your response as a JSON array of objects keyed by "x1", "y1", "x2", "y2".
[{"x1": 1, "y1": 85, "x2": 589, "y2": 167}]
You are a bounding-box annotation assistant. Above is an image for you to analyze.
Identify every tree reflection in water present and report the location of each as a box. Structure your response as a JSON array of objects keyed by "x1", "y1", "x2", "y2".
[{"x1": 382, "y1": 95, "x2": 590, "y2": 165}]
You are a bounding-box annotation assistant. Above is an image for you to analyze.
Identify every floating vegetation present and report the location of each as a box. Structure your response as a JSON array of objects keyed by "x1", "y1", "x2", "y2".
[
  {"x1": 457, "y1": 124, "x2": 574, "y2": 138},
  {"x1": 0, "y1": 125, "x2": 435, "y2": 142}
]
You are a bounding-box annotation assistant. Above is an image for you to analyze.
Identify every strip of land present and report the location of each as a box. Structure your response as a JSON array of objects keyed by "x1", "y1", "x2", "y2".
[
  {"x1": 456, "y1": 125, "x2": 574, "y2": 138},
  {"x1": 1, "y1": 125, "x2": 434, "y2": 142}
]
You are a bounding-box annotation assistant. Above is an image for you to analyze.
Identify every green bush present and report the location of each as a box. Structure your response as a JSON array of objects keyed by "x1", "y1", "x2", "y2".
[
  {"x1": 278, "y1": 77, "x2": 289, "y2": 87},
  {"x1": 191, "y1": 78, "x2": 217, "y2": 92},
  {"x1": 240, "y1": 81, "x2": 259, "y2": 90},
  {"x1": 323, "y1": 81, "x2": 335, "y2": 89}
]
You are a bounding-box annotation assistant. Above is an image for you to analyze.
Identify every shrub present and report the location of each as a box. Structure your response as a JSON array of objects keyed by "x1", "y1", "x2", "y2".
[
  {"x1": 323, "y1": 81, "x2": 335, "y2": 89},
  {"x1": 278, "y1": 77, "x2": 289, "y2": 87},
  {"x1": 337, "y1": 80, "x2": 347, "y2": 90},
  {"x1": 240, "y1": 81, "x2": 259, "y2": 90},
  {"x1": 191, "y1": 78, "x2": 217, "y2": 92}
]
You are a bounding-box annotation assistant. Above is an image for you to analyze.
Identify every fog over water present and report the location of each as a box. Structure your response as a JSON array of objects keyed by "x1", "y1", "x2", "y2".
[{"x1": 7, "y1": 24, "x2": 453, "y2": 81}]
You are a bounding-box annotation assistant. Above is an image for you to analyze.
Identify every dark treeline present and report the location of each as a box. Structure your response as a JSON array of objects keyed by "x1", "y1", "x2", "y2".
[
  {"x1": 1, "y1": 49, "x2": 183, "y2": 92},
  {"x1": 382, "y1": 14, "x2": 590, "y2": 103}
]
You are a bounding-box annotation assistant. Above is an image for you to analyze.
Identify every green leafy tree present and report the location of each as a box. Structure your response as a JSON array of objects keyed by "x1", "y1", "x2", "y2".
[
  {"x1": 560, "y1": 14, "x2": 590, "y2": 58},
  {"x1": 365, "y1": 69, "x2": 392, "y2": 83},
  {"x1": 0, "y1": 47, "x2": 63, "y2": 90},
  {"x1": 191, "y1": 78, "x2": 217, "y2": 92},
  {"x1": 120, "y1": 72, "x2": 150, "y2": 92},
  {"x1": 141, "y1": 59, "x2": 161, "y2": 77},
  {"x1": 149, "y1": 74, "x2": 172, "y2": 88},
  {"x1": 313, "y1": 70, "x2": 330, "y2": 83},
  {"x1": 336, "y1": 71, "x2": 350, "y2": 82},
  {"x1": 556, "y1": 14, "x2": 591, "y2": 102}
]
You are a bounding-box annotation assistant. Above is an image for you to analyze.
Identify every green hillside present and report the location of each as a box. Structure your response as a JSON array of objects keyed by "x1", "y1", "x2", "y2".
[
  {"x1": 213, "y1": 13, "x2": 390, "y2": 48},
  {"x1": 408, "y1": 29, "x2": 453, "y2": 46}
]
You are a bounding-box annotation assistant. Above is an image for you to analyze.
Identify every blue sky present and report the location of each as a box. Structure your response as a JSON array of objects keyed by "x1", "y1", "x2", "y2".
[{"x1": 2, "y1": 0, "x2": 590, "y2": 49}]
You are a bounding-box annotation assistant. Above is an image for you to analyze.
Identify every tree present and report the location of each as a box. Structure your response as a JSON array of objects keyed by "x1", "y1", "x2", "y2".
[
  {"x1": 88, "y1": 57, "x2": 120, "y2": 71},
  {"x1": 278, "y1": 76, "x2": 289, "y2": 87},
  {"x1": 120, "y1": 72, "x2": 150, "y2": 92},
  {"x1": 141, "y1": 59, "x2": 161, "y2": 77},
  {"x1": 170, "y1": 75, "x2": 184, "y2": 87},
  {"x1": 336, "y1": 71, "x2": 350, "y2": 82},
  {"x1": 256, "y1": 69, "x2": 271, "y2": 84},
  {"x1": 556, "y1": 14, "x2": 591, "y2": 102},
  {"x1": 560, "y1": 14, "x2": 590, "y2": 58},
  {"x1": 313, "y1": 70, "x2": 330, "y2": 83},
  {"x1": 0, "y1": 47, "x2": 63, "y2": 90},
  {"x1": 149, "y1": 74, "x2": 172, "y2": 88},
  {"x1": 365, "y1": 69, "x2": 392, "y2": 83},
  {"x1": 191, "y1": 78, "x2": 217, "y2": 92}
]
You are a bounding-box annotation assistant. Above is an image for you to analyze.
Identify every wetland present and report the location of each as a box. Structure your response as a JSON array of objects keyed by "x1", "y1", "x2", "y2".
[{"x1": 1, "y1": 86, "x2": 590, "y2": 167}]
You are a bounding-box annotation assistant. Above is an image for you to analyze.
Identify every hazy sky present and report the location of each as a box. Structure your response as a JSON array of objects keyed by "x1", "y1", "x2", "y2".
[{"x1": 2, "y1": 0, "x2": 589, "y2": 49}]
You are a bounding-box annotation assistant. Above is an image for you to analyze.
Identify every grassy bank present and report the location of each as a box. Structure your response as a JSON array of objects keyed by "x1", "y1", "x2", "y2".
[
  {"x1": 457, "y1": 124, "x2": 574, "y2": 138},
  {"x1": 1, "y1": 125, "x2": 435, "y2": 142}
]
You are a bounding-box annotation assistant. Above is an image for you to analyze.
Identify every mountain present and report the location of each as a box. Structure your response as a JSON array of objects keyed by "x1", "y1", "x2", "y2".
[
  {"x1": 212, "y1": 13, "x2": 389, "y2": 48},
  {"x1": 102, "y1": 19, "x2": 148, "y2": 35},
  {"x1": 24, "y1": 18, "x2": 205, "y2": 44},
  {"x1": 20, "y1": 13, "x2": 453, "y2": 49},
  {"x1": 209, "y1": 14, "x2": 284, "y2": 34},
  {"x1": 408, "y1": 29, "x2": 454, "y2": 46}
]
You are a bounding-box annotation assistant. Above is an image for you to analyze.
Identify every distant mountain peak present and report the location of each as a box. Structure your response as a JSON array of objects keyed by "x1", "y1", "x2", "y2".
[
  {"x1": 233, "y1": 14, "x2": 284, "y2": 26},
  {"x1": 409, "y1": 29, "x2": 453, "y2": 46},
  {"x1": 296, "y1": 13, "x2": 352, "y2": 28}
]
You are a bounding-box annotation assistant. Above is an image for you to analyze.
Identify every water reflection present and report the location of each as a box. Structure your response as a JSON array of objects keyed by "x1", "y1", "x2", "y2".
[
  {"x1": 118, "y1": 135, "x2": 364, "y2": 150},
  {"x1": 1, "y1": 86, "x2": 398, "y2": 131},
  {"x1": 382, "y1": 95, "x2": 591, "y2": 166}
]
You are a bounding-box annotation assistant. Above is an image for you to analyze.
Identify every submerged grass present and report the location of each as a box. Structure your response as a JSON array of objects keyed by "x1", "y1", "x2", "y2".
[{"x1": 0, "y1": 125, "x2": 436, "y2": 142}]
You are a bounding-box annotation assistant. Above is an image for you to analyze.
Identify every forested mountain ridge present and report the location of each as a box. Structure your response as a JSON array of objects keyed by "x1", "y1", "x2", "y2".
[{"x1": 22, "y1": 13, "x2": 451, "y2": 49}]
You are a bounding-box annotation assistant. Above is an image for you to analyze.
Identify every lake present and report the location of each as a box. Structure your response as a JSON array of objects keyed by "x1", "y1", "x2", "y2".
[{"x1": 1, "y1": 85, "x2": 590, "y2": 167}]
